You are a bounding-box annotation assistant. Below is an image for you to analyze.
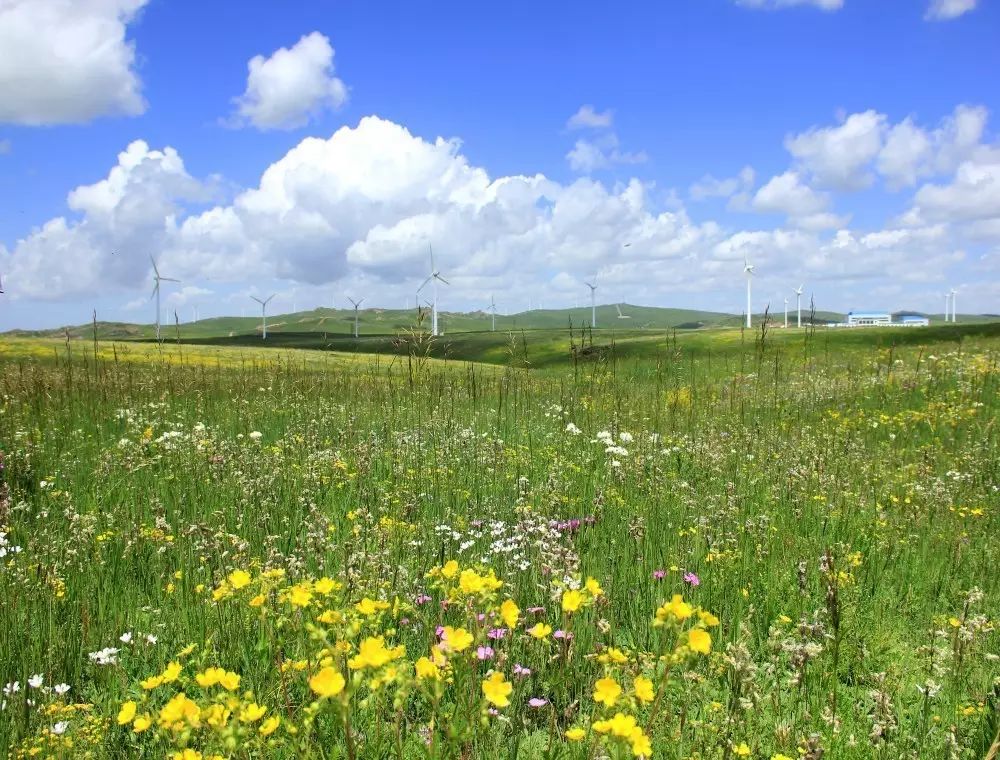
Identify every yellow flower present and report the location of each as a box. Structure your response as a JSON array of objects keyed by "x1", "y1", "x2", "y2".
[
  {"x1": 778, "y1": 614, "x2": 792, "y2": 624},
  {"x1": 500, "y1": 598, "x2": 520, "y2": 628},
  {"x1": 585, "y1": 577, "x2": 604, "y2": 597},
  {"x1": 117, "y1": 700, "x2": 137, "y2": 725},
  {"x1": 439, "y1": 626, "x2": 474, "y2": 653},
  {"x1": 159, "y1": 692, "x2": 200, "y2": 728},
  {"x1": 599, "y1": 647, "x2": 629, "y2": 664},
  {"x1": 633, "y1": 676, "x2": 655, "y2": 703},
  {"x1": 203, "y1": 704, "x2": 230, "y2": 728},
  {"x1": 698, "y1": 609, "x2": 721, "y2": 627},
  {"x1": 459, "y1": 568, "x2": 503, "y2": 595},
  {"x1": 565, "y1": 727, "x2": 587, "y2": 741},
  {"x1": 349, "y1": 636, "x2": 406, "y2": 669},
  {"x1": 218, "y1": 671, "x2": 241, "y2": 691},
  {"x1": 249, "y1": 594, "x2": 266, "y2": 607},
  {"x1": 481, "y1": 671, "x2": 512, "y2": 707},
  {"x1": 415, "y1": 656, "x2": 440, "y2": 680},
  {"x1": 161, "y1": 661, "x2": 182, "y2": 683},
  {"x1": 771, "y1": 755, "x2": 795, "y2": 760},
  {"x1": 171, "y1": 751, "x2": 203, "y2": 760},
  {"x1": 948, "y1": 617, "x2": 962, "y2": 628},
  {"x1": 195, "y1": 667, "x2": 224, "y2": 688},
  {"x1": 314, "y1": 577, "x2": 339, "y2": 595},
  {"x1": 310, "y1": 666, "x2": 346, "y2": 698},
  {"x1": 240, "y1": 703, "x2": 267, "y2": 722},
  {"x1": 655, "y1": 594, "x2": 693, "y2": 625},
  {"x1": 317, "y1": 609, "x2": 343, "y2": 624},
  {"x1": 630, "y1": 728, "x2": 652, "y2": 757},
  {"x1": 178, "y1": 643, "x2": 197, "y2": 657},
  {"x1": 259, "y1": 716, "x2": 280, "y2": 736},
  {"x1": 734, "y1": 742, "x2": 751, "y2": 757},
  {"x1": 528, "y1": 622, "x2": 552, "y2": 639},
  {"x1": 593, "y1": 677, "x2": 622, "y2": 707},
  {"x1": 288, "y1": 584, "x2": 313, "y2": 608},
  {"x1": 688, "y1": 628, "x2": 712, "y2": 655},
  {"x1": 561, "y1": 589, "x2": 584, "y2": 613},
  {"x1": 440, "y1": 560, "x2": 459, "y2": 578},
  {"x1": 355, "y1": 597, "x2": 390, "y2": 616},
  {"x1": 140, "y1": 674, "x2": 163, "y2": 690},
  {"x1": 228, "y1": 569, "x2": 251, "y2": 590},
  {"x1": 132, "y1": 714, "x2": 152, "y2": 732}
]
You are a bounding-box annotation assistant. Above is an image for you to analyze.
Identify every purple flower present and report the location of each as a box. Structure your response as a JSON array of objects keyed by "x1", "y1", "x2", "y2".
[
  {"x1": 415, "y1": 594, "x2": 432, "y2": 605},
  {"x1": 553, "y1": 629, "x2": 573, "y2": 640},
  {"x1": 476, "y1": 646, "x2": 495, "y2": 661},
  {"x1": 477, "y1": 613, "x2": 486, "y2": 622},
  {"x1": 652, "y1": 569, "x2": 666, "y2": 580},
  {"x1": 435, "y1": 625, "x2": 445, "y2": 638},
  {"x1": 528, "y1": 698, "x2": 548, "y2": 708},
  {"x1": 488, "y1": 628, "x2": 507, "y2": 640},
  {"x1": 513, "y1": 663, "x2": 532, "y2": 678},
  {"x1": 684, "y1": 572, "x2": 700, "y2": 587}
]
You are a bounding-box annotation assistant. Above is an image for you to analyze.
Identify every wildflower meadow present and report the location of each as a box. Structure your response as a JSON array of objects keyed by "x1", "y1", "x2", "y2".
[{"x1": 0, "y1": 327, "x2": 997, "y2": 759}]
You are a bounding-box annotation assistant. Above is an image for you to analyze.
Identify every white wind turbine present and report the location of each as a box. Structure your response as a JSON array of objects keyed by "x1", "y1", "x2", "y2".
[
  {"x1": 150, "y1": 257, "x2": 179, "y2": 341},
  {"x1": 348, "y1": 296, "x2": 364, "y2": 338},
  {"x1": 251, "y1": 294, "x2": 276, "y2": 340},
  {"x1": 616, "y1": 304, "x2": 631, "y2": 319},
  {"x1": 795, "y1": 284, "x2": 804, "y2": 328},
  {"x1": 743, "y1": 255, "x2": 754, "y2": 329},
  {"x1": 584, "y1": 279, "x2": 598, "y2": 328},
  {"x1": 784, "y1": 297, "x2": 789, "y2": 329},
  {"x1": 487, "y1": 294, "x2": 497, "y2": 331},
  {"x1": 417, "y1": 244, "x2": 449, "y2": 336},
  {"x1": 944, "y1": 291, "x2": 952, "y2": 323},
  {"x1": 949, "y1": 288, "x2": 957, "y2": 323}
]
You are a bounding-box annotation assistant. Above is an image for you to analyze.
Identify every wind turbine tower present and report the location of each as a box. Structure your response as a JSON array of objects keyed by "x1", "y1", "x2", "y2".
[
  {"x1": 417, "y1": 244, "x2": 449, "y2": 336},
  {"x1": 743, "y1": 256, "x2": 754, "y2": 329},
  {"x1": 950, "y1": 288, "x2": 957, "y2": 322},
  {"x1": 784, "y1": 297, "x2": 789, "y2": 329},
  {"x1": 150, "y1": 257, "x2": 179, "y2": 341},
  {"x1": 584, "y1": 280, "x2": 598, "y2": 328},
  {"x1": 795, "y1": 284, "x2": 804, "y2": 328},
  {"x1": 488, "y1": 294, "x2": 497, "y2": 331},
  {"x1": 251, "y1": 294, "x2": 276, "y2": 340},
  {"x1": 348, "y1": 296, "x2": 364, "y2": 338}
]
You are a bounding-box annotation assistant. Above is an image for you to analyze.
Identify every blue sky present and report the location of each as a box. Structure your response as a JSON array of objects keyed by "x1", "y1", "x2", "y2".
[{"x1": 1, "y1": 0, "x2": 998, "y2": 329}]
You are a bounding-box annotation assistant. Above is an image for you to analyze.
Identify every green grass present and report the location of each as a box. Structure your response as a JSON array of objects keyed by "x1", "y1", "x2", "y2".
[{"x1": 0, "y1": 326, "x2": 997, "y2": 759}]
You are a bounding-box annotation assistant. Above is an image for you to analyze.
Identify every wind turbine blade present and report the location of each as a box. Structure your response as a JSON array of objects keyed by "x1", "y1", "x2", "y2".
[
  {"x1": 417, "y1": 275, "x2": 433, "y2": 293},
  {"x1": 159, "y1": 277, "x2": 180, "y2": 282},
  {"x1": 251, "y1": 296, "x2": 263, "y2": 305},
  {"x1": 150, "y1": 256, "x2": 160, "y2": 278},
  {"x1": 150, "y1": 283, "x2": 159, "y2": 300},
  {"x1": 435, "y1": 275, "x2": 450, "y2": 286}
]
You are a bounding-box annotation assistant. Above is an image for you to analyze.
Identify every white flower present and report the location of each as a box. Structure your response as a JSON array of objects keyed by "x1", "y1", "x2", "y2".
[
  {"x1": 565, "y1": 422, "x2": 582, "y2": 435},
  {"x1": 51, "y1": 721, "x2": 68, "y2": 735},
  {"x1": 145, "y1": 634, "x2": 158, "y2": 645},
  {"x1": 87, "y1": 647, "x2": 119, "y2": 666},
  {"x1": 120, "y1": 632, "x2": 132, "y2": 644},
  {"x1": 619, "y1": 431, "x2": 634, "y2": 443},
  {"x1": 28, "y1": 674, "x2": 43, "y2": 689},
  {"x1": 3, "y1": 682, "x2": 19, "y2": 695},
  {"x1": 53, "y1": 683, "x2": 71, "y2": 695},
  {"x1": 249, "y1": 431, "x2": 263, "y2": 441}
]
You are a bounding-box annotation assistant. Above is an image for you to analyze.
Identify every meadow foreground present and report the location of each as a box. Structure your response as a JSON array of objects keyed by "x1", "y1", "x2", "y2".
[{"x1": 0, "y1": 330, "x2": 997, "y2": 759}]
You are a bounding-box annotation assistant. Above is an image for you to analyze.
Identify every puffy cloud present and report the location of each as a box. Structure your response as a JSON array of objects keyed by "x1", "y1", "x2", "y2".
[
  {"x1": 734, "y1": 0, "x2": 843, "y2": 10},
  {"x1": 566, "y1": 134, "x2": 648, "y2": 173},
  {"x1": 0, "y1": 0, "x2": 146, "y2": 125},
  {"x1": 925, "y1": 0, "x2": 978, "y2": 20},
  {"x1": 690, "y1": 166, "x2": 755, "y2": 201},
  {"x1": 230, "y1": 32, "x2": 347, "y2": 130},
  {"x1": 566, "y1": 105, "x2": 614, "y2": 130},
  {"x1": 785, "y1": 111, "x2": 887, "y2": 190},
  {"x1": 912, "y1": 161, "x2": 1000, "y2": 222},
  {"x1": 877, "y1": 119, "x2": 933, "y2": 189}
]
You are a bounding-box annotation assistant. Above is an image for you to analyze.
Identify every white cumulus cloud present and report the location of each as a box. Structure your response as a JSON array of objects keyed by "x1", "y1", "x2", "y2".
[
  {"x1": 925, "y1": 0, "x2": 978, "y2": 20},
  {"x1": 0, "y1": 0, "x2": 147, "y2": 125},
  {"x1": 566, "y1": 105, "x2": 614, "y2": 130},
  {"x1": 231, "y1": 32, "x2": 347, "y2": 130},
  {"x1": 785, "y1": 110, "x2": 887, "y2": 190}
]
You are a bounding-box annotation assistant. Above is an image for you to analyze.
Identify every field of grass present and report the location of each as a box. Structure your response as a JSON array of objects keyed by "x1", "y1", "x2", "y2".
[{"x1": 0, "y1": 326, "x2": 997, "y2": 759}]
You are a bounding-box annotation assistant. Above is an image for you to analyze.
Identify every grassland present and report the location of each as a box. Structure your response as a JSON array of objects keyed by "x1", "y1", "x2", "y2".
[{"x1": 0, "y1": 325, "x2": 997, "y2": 759}]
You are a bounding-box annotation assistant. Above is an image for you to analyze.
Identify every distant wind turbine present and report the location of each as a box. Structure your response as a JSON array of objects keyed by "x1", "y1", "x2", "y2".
[
  {"x1": 784, "y1": 297, "x2": 789, "y2": 329},
  {"x1": 949, "y1": 288, "x2": 957, "y2": 323},
  {"x1": 743, "y1": 255, "x2": 754, "y2": 329},
  {"x1": 0, "y1": 273, "x2": 5, "y2": 294},
  {"x1": 150, "y1": 257, "x2": 179, "y2": 341},
  {"x1": 615, "y1": 304, "x2": 631, "y2": 319},
  {"x1": 417, "y1": 244, "x2": 449, "y2": 336},
  {"x1": 487, "y1": 294, "x2": 497, "y2": 331},
  {"x1": 251, "y1": 294, "x2": 276, "y2": 340},
  {"x1": 584, "y1": 279, "x2": 598, "y2": 328},
  {"x1": 795, "y1": 284, "x2": 804, "y2": 328},
  {"x1": 348, "y1": 296, "x2": 364, "y2": 338}
]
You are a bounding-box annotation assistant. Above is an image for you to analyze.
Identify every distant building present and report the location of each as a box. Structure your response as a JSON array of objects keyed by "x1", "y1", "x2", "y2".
[
  {"x1": 899, "y1": 316, "x2": 929, "y2": 327},
  {"x1": 847, "y1": 311, "x2": 891, "y2": 327}
]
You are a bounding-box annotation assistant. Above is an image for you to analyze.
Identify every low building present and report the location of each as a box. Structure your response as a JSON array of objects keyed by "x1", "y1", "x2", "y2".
[
  {"x1": 847, "y1": 311, "x2": 891, "y2": 327},
  {"x1": 899, "y1": 316, "x2": 929, "y2": 327}
]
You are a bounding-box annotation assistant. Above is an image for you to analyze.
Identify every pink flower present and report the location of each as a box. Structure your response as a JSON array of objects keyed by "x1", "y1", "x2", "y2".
[
  {"x1": 435, "y1": 625, "x2": 445, "y2": 638},
  {"x1": 684, "y1": 572, "x2": 700, "y2": 586},
  {"x1": 513, "y1": 663, "x2": 531, "y2": 678},
  {"x1": 553, "y1": 629, "x2": 573, "y2": 640},
  {"x1": 652, "y1": 569, "x2": 666, "y2": 580},
  {"x1": 476, "y1": 646, "x2": 495, "y2": 661},
  {"x1": 528, "y1": 698, "x2": 548, "y2": 708},
  {"x1": 488, "y1": 628, "x2": 507, "y2": 640},
  {"x1": 415, "y1": 594, "x2": 432, "y2": 605}
]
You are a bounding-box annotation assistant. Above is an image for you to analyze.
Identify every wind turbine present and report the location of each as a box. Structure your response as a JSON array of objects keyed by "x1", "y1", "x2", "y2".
[
  {"x1": 615, "y1": 304, "x2": 631, "y2": 319},
  {"x1": 0, "y1": 273, "x2": 4, "y2": 294},
  {"x1": 584, "y1": 279, "x2": 598, "y2": 328},
  {"x1": 944, "y1": 291, "x2": 952, "y2": 323},
  {"x1": 743, "y1": 255, "x2": 754, "y2": 329},
  {"x1": 487, "y1": 294, "x2": 497, "y2": 331},
  {"x1": 150, "y1": 257, "x2": 179, "y2": 341},
  {"x1": 417, "y1": 244, "x2": 449, "y2": 336},
  {"x1": 795, "y1": 284, "x2": 804, "y2": 328},
  {"x1": 251, "y1": 294, "x2": 276, "y2": 340},
  {"x1": 949, "y1": 288, "x2": 957, "y2": 323},
  {"x1": 348, "y1": 296, "x2": 364, "y2": 338},
  {"x1": 784, "y1": 297, "x2": 789, "y2": 329}
]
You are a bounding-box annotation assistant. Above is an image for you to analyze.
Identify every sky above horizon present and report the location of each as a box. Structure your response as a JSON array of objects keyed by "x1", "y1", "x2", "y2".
[{"x1": 1, "y1": 0, "x2": 998, "y2": 330}]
